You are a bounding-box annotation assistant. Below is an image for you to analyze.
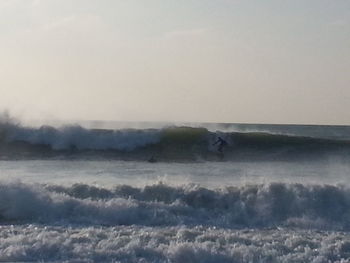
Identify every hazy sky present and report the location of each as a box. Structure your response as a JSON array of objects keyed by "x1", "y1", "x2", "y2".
[{"x1": 1, "y1": 0, "x2": 349, "y2": 125}]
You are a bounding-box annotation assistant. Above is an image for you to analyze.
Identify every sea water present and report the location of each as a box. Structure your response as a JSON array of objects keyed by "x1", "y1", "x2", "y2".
[{"x1": 0, "y1": 121, "x2": 350, "y2": 262}]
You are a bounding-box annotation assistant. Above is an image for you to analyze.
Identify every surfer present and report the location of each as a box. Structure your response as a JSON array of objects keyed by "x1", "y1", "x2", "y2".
[{"x1": 213, "y1": 136, "x2": 228, "y2": 154}]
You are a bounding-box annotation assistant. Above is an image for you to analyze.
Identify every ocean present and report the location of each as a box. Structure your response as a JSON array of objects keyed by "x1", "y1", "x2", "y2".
[{"x1": 1, "y1": 119, "x2": 350, "y2": 262}]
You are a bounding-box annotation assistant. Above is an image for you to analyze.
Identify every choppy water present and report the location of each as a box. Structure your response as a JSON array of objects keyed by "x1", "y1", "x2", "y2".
[
  {"x1": 1, "y1": 119, "x2": 350, "y2": 262},
  {"x1": 0, "y1": 159, "x2": 349, "y2": 262}
]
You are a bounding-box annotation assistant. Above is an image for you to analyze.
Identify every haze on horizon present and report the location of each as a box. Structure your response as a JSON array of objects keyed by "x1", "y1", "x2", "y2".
[{"x1": 1, "y1": 0, "x2": 349, "y2": 126}]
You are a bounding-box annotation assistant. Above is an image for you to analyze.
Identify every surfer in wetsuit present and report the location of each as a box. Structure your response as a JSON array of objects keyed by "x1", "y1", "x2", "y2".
[{"x1": 213, "y1": 136, "x2": 228, "y2": 154}]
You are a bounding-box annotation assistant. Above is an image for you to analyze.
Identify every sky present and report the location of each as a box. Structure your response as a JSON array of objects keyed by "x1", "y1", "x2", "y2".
[{"x1": 1, "y1": 0, "x2": 349, "y2": 125}]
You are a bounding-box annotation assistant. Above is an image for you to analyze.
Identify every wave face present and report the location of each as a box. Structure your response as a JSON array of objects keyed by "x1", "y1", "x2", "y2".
[
  {"x1": 1, "y1": 120, "x2": 350, "y2": 161},
  {"x1": 1, "y1": 182, "x2": 350, "y2": 230}
]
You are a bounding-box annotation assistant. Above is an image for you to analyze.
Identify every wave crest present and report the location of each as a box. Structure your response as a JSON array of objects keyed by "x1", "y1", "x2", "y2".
[
  {"x1": 1, "y1": 182, "x2": 350, "y2": 230},
  {"x1": 1, "y1": 116, "x2": 349, "y2": 161}
]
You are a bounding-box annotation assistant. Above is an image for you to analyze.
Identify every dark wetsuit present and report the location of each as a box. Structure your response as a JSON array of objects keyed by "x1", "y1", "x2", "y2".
[{"x1": 213, "y1": 137, "x2": 227, "y2": 153}]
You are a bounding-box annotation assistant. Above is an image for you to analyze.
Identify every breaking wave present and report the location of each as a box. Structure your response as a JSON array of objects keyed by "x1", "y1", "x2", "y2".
[
  {"x1": 1, "y1": 116, "x2": 349, "y2": 161},
  {"x1": 1, "y1": 182, "x2": 350, "y2": 230},
  {"x1": 1, "y1": 123, "x2": 161, "y2": 151}
]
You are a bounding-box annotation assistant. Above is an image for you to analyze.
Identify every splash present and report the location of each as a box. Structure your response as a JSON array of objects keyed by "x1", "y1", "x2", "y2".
[
  {"x1": 1, "y1": 114, "x2": 349, "y2": 161},
  {"x1": 1, "y1": 182, "x2": 350, "y2": 230}
]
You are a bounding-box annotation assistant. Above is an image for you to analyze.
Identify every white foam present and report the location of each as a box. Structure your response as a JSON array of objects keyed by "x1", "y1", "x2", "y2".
[
  {"x1": 5, "y1": 124, "x2": 161, "y2": 151},
  {"x1": 1, "y1": 182, "x2": 350, "y2": 231},
  {"x1": 0, "y1": 225, "x2": 349, "y2": 262}
]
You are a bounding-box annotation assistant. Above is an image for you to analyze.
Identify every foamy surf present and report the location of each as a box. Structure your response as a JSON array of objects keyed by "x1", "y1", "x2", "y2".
[
  {"x1": 0, "y1": 181, "x2": 350, "y2": 262},
  {"x1": 1, "y1": 117, "x2": 350, "y2": 262},
  {"x1": 1, "y1": 224, "x2": 350, "y2": 263},
  {"x1": 0, "y1": 181, "x2": 349, "y2": 230}
]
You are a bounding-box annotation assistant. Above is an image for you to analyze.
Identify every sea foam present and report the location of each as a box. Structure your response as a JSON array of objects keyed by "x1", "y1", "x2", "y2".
[
  {"x1": 0, "y1": 225, "x2": 349, "y2": 262},
  {"x1": 1, "y1": 182, "x2": 350, "y2": 230}
]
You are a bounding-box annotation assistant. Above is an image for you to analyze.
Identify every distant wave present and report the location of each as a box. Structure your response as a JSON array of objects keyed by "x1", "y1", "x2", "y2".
[
  {"x1": 1, "y1": 182, "x2": 350, "y2": 230},
  {"x1": 1, "y1": 121, "x2": 349, "y2": 161}
]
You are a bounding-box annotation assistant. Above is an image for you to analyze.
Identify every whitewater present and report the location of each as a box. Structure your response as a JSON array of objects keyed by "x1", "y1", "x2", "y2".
[{"x1": 1, "y1": 119, "x2": 350, "y2": 262}]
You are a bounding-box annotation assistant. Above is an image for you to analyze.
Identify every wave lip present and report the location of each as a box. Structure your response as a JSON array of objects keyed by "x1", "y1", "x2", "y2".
[{"x1": 2, "y1": 182, "x2": 350, "y2": 230}]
